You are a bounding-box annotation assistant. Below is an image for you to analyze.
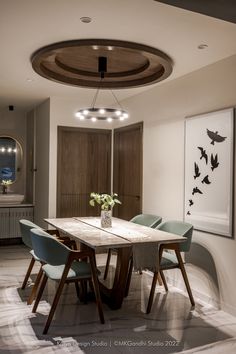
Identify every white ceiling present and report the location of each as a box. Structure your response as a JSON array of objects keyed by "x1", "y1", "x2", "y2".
[{"x1": 1, "y1": 0, "x2": 236, "y2": 112}]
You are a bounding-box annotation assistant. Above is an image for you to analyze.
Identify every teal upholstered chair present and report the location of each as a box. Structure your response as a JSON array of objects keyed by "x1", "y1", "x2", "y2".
[
  {"x1": 130, "y1": 214, "x2": 162, "y2": 228},
  {"x1": 19, "y1": 219, "x2": 42, "y2": 291},
  {"x1": 30, "y1": 228, "x2": 104, "y2": 334},
  {"x1": 19, "y1": 219, "x2": 75, "y2": 305},
  {"x1": 103, "y1": 214, "x2": 162, "y2": 281},
  {"x1": 147, "y1": 220, "x2": 195, "y2": 314}
]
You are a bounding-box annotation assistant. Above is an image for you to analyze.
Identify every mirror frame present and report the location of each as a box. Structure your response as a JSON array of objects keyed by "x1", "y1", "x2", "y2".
[{"x1": 0, "y1": 135, "x2": 23, "y2": 184}]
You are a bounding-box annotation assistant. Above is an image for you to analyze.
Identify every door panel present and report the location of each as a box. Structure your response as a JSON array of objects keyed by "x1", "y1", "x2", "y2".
[
  {"x1": 113, "y1": 122, "x2": 143, "y2": 220},
  {"x1": 57, "y1": 127, "x2": 111, "y2": 217}
]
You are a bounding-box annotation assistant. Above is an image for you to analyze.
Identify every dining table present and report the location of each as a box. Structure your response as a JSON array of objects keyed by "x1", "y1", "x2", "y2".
[{"x1": 45, "y1": 216, "x2": 186, "y2": 310}]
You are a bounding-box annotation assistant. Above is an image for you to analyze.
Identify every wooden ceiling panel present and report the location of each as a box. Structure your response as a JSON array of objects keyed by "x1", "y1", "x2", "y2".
[{"x1": 31, "y1": 39, "x2": 173, "y2": 89}]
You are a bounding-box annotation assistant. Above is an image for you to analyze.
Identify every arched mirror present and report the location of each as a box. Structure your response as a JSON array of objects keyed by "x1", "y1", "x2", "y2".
[{"x1": 0, "y1": 136, "x2": 23, "y2": 184}]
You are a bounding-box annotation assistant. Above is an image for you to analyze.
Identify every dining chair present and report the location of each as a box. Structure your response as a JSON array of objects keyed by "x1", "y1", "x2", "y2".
[
  {"x1": 19, "y1": 219, "x2": 43, "y2": 291},
  {"x1": 146, "y1": 220, "x2": 195, "y2": 314},
  {"x1": 19, "y1": 219, "x2": 75, "y2": 305},
  {"x1": 30, "y1": 228, "x2": 104, "y2": 334},
  {"x1": 103, "y1": 214, "x2": 162, "y2": 281},
  {"x1": 130, "y1": 214, "x2": 163, "y2": 228}
]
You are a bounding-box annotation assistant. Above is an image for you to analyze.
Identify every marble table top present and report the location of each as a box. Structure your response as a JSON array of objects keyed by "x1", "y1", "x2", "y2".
[
  {"x1": 45, "y1": 218, "x2": 131, "y2": 249},
  {"x1": 45, "y1": 217, "x2": 185, "y2": 250}
]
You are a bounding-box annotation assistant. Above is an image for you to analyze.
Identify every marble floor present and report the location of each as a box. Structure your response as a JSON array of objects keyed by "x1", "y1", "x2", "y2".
[{"x1": 1, "y1": 245, "x2": 236, "y2": 354}]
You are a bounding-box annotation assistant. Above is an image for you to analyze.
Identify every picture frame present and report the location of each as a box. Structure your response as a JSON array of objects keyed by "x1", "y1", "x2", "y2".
[{"x1": 184, "y1": 108, "x2": 234, "y2": 237}]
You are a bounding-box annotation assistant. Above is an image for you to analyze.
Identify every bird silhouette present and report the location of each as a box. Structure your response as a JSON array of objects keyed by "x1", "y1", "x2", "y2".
[
  {"x1": 194, "y1": 162, "x2": 201, "y2": 179},
  {"x1": 189, "y1": 199, "x2": 194, "y2": 206},
  {"x1": 198, "y1": 147, "x2": 208, "y2": 164},
  {"x1": 192, "y1": 187, "x2": 203, "y2": 195},
  {"x1": 211, "y1": 153, "x2": 219, "y2": 171},
  {"x1": 207, "y1": 129, "x2": 226, "y2": 145},
  {"x1": 201, "y1": 175, "x2": 211, "y2": 184},
  {"x1": 187, "y1": 211, "x2": 191, "y2": 215}
]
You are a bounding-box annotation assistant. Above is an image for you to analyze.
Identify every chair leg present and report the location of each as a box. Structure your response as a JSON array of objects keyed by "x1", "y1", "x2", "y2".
[
  {"x1": 175, "y1": 249, "x2": 195, "y2": 307},
  {"x1": 89, "y1": 279, "x2": 94, "y2": 292},
  {"x1": 21, "y1": 257, "x2": 35, "y2": 289},
  {"x1": 157, "y1": 272, "x2": 163, "y2": 286},
  {"x1": 32, "y1": 273, "x2": 48, "y2": 313},
  {"x1": 90, "y1": 253, "x2": 105, "y2": 324},
  {"x1": 43, "y1": 275, "x2": 67, "y2": 334},
  {"x1": 157, "y1": 245, "x2": 166, "y2": 287},
  {"x1": 103, "y1": 248, "x2": 112, "y2": 280},
  {"x1": 125, "y1": 256, "x2": 133, "y2": 297},
  {"x1": 80, "y1": 280, "x2": 88, "y2": 304},
  {"x1": 27, "y1": 266, "x2": 43, "y2": 305},
  {"x1": 160, "y1": 270, "x2": 168, "y2": 292},
  {"x1": 146, "y1": 272, "x2": 158, "y2": 314},
  {"x1": 74, "y1": 281, "x2": 80, "y2": 298}
]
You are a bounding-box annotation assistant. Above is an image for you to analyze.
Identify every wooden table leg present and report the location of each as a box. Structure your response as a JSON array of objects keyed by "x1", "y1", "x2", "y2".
[
  {"x1": 64, "y1": 241, "x2": 133, "y2": 310},
  {"x1": 99, "y1": 246, "x2": 133, "y2": 309}
]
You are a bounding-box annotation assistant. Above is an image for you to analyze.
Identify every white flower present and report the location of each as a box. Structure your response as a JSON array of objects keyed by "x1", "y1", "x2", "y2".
[{"x1": 1, "y1": 179, "x2": 12, "y2": 186}]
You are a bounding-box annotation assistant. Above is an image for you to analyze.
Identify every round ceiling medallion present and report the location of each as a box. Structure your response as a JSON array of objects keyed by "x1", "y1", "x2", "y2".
[{"x1": 31, "y1": 39, "x2": 173, "y2": 89}]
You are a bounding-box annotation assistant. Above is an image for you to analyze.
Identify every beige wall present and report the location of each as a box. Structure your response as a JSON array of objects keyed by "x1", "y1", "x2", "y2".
[
  {"x1": 121, "y1": 54, "x2": 236, "y2": 315},
  {"x1": 39, "y1": 54, "x2": 236, "y2": 315},
  {"x1": 34, "y1": 99, "x2": 50, "y2": 227},
  {"x1": 25, "y1": 110, "x2": 35, "y2": 203}
]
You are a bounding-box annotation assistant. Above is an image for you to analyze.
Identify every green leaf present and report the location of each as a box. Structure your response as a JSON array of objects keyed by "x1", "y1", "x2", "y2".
[{"x1": 89, "y1": 192, "x2": 121, "y2": 209}]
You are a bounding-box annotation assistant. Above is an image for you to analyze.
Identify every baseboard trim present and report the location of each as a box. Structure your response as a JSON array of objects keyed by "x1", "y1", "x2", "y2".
[{"x1": 0, "y1": 238, "x2": 22, "y2": 246}]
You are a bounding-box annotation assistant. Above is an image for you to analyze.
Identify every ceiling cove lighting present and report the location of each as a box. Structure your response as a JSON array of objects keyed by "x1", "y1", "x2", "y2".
[{"x1": 75, "y1": 56, "x2": 129, "y2": 122}]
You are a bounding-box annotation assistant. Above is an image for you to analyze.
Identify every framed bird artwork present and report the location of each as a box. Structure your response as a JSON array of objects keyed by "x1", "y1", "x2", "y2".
[{"x1": 184, "y1": 107, "x2": 234, "y2": 237}]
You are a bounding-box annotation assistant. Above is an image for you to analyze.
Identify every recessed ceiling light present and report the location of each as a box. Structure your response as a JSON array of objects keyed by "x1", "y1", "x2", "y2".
[
  {"x1": 198, "y1": 44, "x2": 208, "y2": 50},
  {"x1": 80, "y1": 16, "x2": 92, "y2": 24},
  {"x1": 26, "y1": 78, "x2": 34, "y2": 82}
]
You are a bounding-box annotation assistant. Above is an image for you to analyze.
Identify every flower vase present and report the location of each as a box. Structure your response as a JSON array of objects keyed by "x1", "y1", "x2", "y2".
[{"x1": 101, "y1": 210, "x2": 112, "y2": 228}]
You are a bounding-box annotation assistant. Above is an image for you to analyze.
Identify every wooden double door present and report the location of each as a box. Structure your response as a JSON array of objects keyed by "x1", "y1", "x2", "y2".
[
  {"x1": 57, "y1": 127, "x2": 111, "y2": 217},
  {"x1": 57, "y1": 123, "x2": 143, "y2": 219}
]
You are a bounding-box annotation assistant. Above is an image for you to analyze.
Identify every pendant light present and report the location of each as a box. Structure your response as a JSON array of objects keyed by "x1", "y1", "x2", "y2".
[{"x1": 75, "y1": 56, "x2": 129, "y2": 123}]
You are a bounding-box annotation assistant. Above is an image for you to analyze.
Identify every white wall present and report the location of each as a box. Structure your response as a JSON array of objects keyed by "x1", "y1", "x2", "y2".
[{"x1": 120, "y1": 54, "x2": 236, "y2": 315}]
